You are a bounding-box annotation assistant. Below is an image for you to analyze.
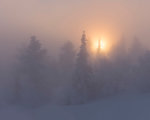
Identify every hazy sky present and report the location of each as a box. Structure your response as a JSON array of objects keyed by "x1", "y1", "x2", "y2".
[{"x1": 0, "y1": 0, "x2": 150, "y2": 60}]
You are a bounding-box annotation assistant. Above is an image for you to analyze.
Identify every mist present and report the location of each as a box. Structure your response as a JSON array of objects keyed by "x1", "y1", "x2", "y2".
[{"x1": 1, "y1": 0, "x2": 150, "y2": 120}]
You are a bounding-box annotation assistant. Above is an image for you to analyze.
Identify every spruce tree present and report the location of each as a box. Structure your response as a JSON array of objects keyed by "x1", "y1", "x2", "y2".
[
  {"x1": 71, "y1": 31, "x2": 93, "y2": 104},
  {"x1": 16, "y1": 36, "x2": 49, "y2": 106},
  {"x1": 57, "y1": 41, "x2": 76, "y2": 104}
]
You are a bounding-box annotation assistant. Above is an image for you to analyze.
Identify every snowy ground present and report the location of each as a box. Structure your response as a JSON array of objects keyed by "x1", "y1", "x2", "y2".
[{"x1": 1, "y1": 93, "x2": 150, "y2": 120}]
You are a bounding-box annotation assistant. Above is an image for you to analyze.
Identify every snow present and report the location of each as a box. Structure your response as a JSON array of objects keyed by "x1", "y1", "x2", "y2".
[{"x1": 1, "y1": 94, "x2": 150, "y2": 120}]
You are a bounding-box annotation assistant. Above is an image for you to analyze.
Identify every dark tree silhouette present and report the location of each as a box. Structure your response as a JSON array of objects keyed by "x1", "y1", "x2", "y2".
[
  {"x1": 70, "y1": 32, "x2": 94, "y2": 104},
  {"x1": 15, "y1": 36, "x2": 50, "y2": 106}
]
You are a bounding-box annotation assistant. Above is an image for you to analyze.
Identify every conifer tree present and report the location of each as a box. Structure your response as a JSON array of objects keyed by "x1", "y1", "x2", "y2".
[
  {"x1": 71, "y1": 31, "x2": 93, "y2": 104},
  {"x1": 16, "y1": 36, "x2": 49, "y2": 106}
]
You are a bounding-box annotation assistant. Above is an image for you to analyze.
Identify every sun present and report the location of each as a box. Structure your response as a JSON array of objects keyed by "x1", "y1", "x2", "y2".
[
  {"x1": 100, "y1": 40, "x2": 106, "y2": 50},
  {"x1": 93, "y1": 39, "x2": 106, "y2": 51}
]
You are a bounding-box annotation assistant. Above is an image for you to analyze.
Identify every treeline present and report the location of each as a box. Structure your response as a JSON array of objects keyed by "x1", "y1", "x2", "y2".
[{"x1": 2, "y1": 32, "x2": 150, "y2": 106}]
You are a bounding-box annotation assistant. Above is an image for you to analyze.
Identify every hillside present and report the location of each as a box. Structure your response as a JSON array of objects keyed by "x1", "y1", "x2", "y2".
[{"x1": 0, "y1": 93, "x2": 150, "y2": 120}]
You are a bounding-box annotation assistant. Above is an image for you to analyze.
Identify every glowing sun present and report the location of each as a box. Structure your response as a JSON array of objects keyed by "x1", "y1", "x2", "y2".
[
  {"x1": 100, "y1": 40, "x2": 106, "y2": 50},
  {"x1": 93, "y1": 39, "x2": 106, "y2": 51}
]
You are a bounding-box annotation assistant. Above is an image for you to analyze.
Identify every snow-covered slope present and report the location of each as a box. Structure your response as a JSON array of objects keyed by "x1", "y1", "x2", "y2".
[{"x1": 1, "y1": 94, "x2": 150, "y2": 120}]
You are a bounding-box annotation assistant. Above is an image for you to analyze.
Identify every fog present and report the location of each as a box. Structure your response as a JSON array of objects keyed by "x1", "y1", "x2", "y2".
[
  {"x1": 0, "y1": 0, "x2": 150, "y2": 64},
  {"x1": 1, "y1": 0, "x2": 150, "y2": 41},
  {"x1": 1, "y1": 0, "x2": 150, "y2": 117}
]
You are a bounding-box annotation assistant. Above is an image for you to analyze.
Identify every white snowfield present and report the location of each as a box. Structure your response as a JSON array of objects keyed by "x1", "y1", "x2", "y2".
[{"x1": 0, "y1": 94, "x2": 150, "y2": 120}]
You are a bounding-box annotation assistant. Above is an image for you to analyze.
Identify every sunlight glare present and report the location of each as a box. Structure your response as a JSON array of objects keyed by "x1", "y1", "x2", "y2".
[{"x1": 93, "y1": 39, "x2": 107, "y2": 51}]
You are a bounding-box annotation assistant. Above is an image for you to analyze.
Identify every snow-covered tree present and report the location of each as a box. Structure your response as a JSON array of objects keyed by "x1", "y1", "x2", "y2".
[
  {"x1": 56, "y1": 41, "x2": 76, "y2": 104},
  {"x1": 59, "y1": 41, "x2": 76, "y2": 77},
  {"x1": 138, "y1": 50, "x2": 150, "y2": 92},
  {"x1": 94, "y1": 55, "x2": 113, "y2": 97},
  {"x1": 93, "y1": 39, "x2": 110, "y2": 97},
  {"x1": 111, "y1": 36, "x2": 128, "y2": 61},
  {"x1": 129, "y1": 37, "x2": 145, "y2": 64},
  {"x1": 107, "y1": 37, "x2": 131, "y2": 94},
  {"x1": 70, "y1": 31, "x2": 94, "y2": 104},
  {"x1": 125, "y1": 37, "x2": 145, "y2": 91},
  {"x1": 15, "y1": 36, "x2": 50, "y2": 106}
]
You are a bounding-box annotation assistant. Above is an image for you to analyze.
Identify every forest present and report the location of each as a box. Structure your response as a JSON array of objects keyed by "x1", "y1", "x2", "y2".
[{"x1": 0, "y1": 32, "x2": 148, "y2": 107}]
